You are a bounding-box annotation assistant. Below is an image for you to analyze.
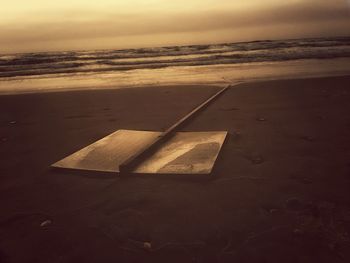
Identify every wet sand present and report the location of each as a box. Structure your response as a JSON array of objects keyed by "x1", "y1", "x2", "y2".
[{"x1": 0, "y1": 76, "x2": 350, "y2": 262}]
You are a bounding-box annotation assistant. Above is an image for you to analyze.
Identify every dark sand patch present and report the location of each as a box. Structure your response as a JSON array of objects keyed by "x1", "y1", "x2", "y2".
[{"x1": 0, "y1": 77, "x2": 350, "y2": 262}]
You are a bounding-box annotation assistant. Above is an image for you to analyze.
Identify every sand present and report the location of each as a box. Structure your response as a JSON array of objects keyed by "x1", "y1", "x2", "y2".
[{"x1": 0, "y1": 76, "x2": 350, "y2": 262}]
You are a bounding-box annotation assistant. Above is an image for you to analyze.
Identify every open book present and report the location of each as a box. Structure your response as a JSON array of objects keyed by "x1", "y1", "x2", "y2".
[{"x1": 52, "y1": 129, "x2": 227, "y2": 175}]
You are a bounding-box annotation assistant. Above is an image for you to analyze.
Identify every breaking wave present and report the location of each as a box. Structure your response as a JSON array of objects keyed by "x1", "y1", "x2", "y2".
[{"x1": 1, "y1": 36, "x2": 350, "y2": 78}]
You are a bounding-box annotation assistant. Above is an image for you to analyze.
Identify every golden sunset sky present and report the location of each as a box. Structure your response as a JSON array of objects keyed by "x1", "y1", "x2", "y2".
[{"x1": 1, "y1": 0, "x2": 350, "y2": 53}]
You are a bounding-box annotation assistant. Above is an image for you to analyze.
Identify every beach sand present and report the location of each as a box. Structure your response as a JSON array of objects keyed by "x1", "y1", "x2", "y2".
[{"x1": 0, "y1": 76, "x2": 350, "y2": 262}]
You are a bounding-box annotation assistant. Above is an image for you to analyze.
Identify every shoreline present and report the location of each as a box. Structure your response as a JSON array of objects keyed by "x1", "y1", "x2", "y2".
[
  {"x1": 0, "y1": 73, "x2": 350, "y2": 97},
  {"x1": 1, "y1": 58, "x2": 350, "y2": 95},
  {"x1": 1, "y1": 72, "x2": 350, "y2": 97}
]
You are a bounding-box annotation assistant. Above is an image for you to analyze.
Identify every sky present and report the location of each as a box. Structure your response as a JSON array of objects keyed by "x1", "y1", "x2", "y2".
[{"x1": 0, "y1": 0, "x2": 350, "y2": 53}]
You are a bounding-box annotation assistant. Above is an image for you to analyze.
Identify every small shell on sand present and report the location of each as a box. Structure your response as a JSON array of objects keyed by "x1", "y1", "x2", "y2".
[{"x1": 40, "y1": 220, "x2": 52, "y2": 227}]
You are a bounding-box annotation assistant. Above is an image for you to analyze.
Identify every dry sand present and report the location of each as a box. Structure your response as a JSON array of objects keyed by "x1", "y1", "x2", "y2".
[{"x1": 0, "y1": 76, "x2": 350, "y2": 262}]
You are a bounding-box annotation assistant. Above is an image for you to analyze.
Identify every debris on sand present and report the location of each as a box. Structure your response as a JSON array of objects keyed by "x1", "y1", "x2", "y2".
[
  {"x1": 256, "y1": 117, "x2": 266, "y2": 121},
  {"x1": 299, "y1": 135, "x2": 314, "y2": 142},
  {"x1": 251, "y1": 155, "x2": 264, "y2": 164},
  {"x1": 143, "y1": 242, "x2": 152, "y2": 251},
  {"x1": 40, "y1": 220, "x2": 52, "y2": 227},
  {"x1": 125, "y1": 239, "x2": 152, "y2": 252}
]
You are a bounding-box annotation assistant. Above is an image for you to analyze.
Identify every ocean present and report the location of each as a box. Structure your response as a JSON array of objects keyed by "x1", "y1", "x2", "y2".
[{"x1": 1, "y1": 36, "x2": 350, "y2": 94}]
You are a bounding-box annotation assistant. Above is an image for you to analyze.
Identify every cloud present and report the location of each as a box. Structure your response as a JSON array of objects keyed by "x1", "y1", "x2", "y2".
[{"x1": 0, "y1": 0, "x2": 349, "y2": 52}]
